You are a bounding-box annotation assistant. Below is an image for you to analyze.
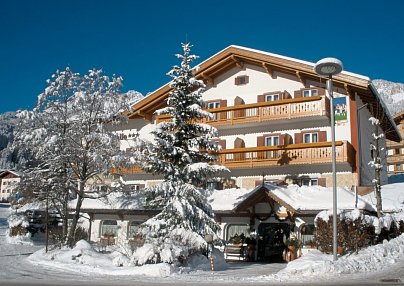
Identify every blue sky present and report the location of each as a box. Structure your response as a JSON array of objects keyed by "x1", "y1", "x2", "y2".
[{"x1": 1, "y1": 0, "x2": 403, "y2": 114}]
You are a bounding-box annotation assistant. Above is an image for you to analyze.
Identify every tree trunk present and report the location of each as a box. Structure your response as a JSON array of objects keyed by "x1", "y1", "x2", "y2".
[
  {"x1": 374, "y1": 124, "x2": 383, "y2": 218},
  {"x1": 66, "y1": 191, "x2": 84, "y2": 248}
]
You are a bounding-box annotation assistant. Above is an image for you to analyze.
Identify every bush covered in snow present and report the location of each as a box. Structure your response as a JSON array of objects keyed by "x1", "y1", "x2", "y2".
[
  {"x1": 314, "y1": 209, "x2": 404, "y2": 254},
  {"x1": 7, "y1": 213, "x2": 29, "y2": 236}
]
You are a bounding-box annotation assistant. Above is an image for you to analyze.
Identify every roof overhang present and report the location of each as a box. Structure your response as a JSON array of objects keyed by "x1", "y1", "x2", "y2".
[{"x1": 126, "y1": 45, "x2": 400, "y2": 142}]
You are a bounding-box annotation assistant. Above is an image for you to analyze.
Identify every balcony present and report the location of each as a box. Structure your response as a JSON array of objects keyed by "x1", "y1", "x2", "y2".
[
  {"x1": 111, "y1": 165, "x2": 143, "y2": 175},
  {"x1": 156, "y1": 96, "x2": 330, "y2": 132},
  {"x1": 111, "y1": 141, "x2": 355, "y2": 177},
  {"x1": 218, "y1": 141, "x2": 355, "y2": 170}
]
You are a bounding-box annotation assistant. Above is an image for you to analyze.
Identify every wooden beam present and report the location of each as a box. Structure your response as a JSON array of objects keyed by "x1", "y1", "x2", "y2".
[
  {"x1": 344, "y1": 83, "x2": 354, "y2": 99},
  {"x1": 296, "y1": 71, "x2": 306, "y2": 87},
  {"x1": 262, "y1": 63, "x2": 274, "y2": 78},
  {"x1": 231, "y1": 55, "x2": 244, "y2": 69},
  {"x1": 201, "y1": 73, "x2": 214, "y2": 86},
  {"x1": 137, "y1": 111, "x2": 152, "y2": 122}
]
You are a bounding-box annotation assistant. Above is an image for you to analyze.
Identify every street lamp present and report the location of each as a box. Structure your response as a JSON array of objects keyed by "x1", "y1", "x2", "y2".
[{"x1": 314, "y1": 57, "x2": 343, "y2": 261}]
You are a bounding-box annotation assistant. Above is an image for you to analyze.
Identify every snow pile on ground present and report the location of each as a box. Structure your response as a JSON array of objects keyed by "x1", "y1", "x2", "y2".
[
  {"x1": 270, "y1": 234, "x2": 404, "y2": 282},
  {"x1": 28, "y1": 239, "x2": 226, "y2": 277}
]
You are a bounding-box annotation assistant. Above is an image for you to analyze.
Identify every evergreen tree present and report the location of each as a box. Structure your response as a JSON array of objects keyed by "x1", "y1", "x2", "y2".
[{"x1": 135, "y1": 43, "x2": 228, "y2": 265}]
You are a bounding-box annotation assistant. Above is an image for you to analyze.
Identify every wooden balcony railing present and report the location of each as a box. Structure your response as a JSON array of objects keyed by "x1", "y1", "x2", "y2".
[
  {"x1": 218, "y1": 141, "x2": 355, "y2": 169},
  {"x1": 387, "y1": 155, "x2": 404, "y2": 164},
  {"x1": 156, "y1": 95, "x2": 329, "y2": 126},
  {"x1": 111, "y1": 165, "x2": 143, "y2": 175},
  {"x1": 111, "y1": 141, "x2": 355, "y2": 174}
]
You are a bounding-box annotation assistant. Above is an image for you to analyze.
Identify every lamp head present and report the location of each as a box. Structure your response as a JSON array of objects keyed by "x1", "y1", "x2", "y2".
[{"x1": 314, "y1": 57, "x2": 343, "y2": 76}]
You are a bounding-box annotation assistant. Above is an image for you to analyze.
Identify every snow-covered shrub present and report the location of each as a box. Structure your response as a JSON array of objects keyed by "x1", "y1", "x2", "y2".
[
  {"x1": 314, "y1": 209, "x2": 404, "y2": 254},
  {"x1": 7, "y1": 213, "x2": 29, "y2": 236},
  {"x1": 314, "y1": 209, "x2": 375, "y2": 254}
]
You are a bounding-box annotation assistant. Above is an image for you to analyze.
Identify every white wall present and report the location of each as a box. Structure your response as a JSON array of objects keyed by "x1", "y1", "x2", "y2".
[{"x1": 203, "y1": 64, "x2": 304, "y2": 104}]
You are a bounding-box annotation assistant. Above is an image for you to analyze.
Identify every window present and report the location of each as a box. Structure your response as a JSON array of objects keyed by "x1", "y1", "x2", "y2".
[
  {"x1": 226, "y1": 224, "x2": 250, "y2": 241},
  {"x1": 302, "y1": 89, "x2": 318, "y2": 97},
  {"x1": 128, "y1": 221, "x2": 140, "y2": 239},
  {"x1": 300, "y1": 224, "x2": 315, "y2": 247},
  {"x1": 265, "y1": 136, "x2": 280, "y2": 146},
  {"x1": 301, "y1": 178, "x2": 318, "y2": 186},
  {"x1": 235, "y1": 75, "x2": 249, "y2": 86},
  {"x1": 207, "y1": 101, "x2": 220, "y2": 109},
  {"x1": 395, "y1": 148, "x2": 401, "y2": 155},
  {"x1": 396, "y1": 164, "x2": 401, "y2": 172},
  {"x1": 303, "y1": 132, "x2": 318, "y2": 143},
  {"x1": 265, "y1": 94, "x2": 279, "y2": 102},
  {"x1": 100, "y1": 220, "x2": 118, "y2": 237}
]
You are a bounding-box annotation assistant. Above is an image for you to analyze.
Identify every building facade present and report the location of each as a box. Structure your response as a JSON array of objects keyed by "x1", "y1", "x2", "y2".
[
  {"x1": 0, "y1": 170, "x2": 22, "y2": 202},
  {"x1": 387, "y1": 111, "x2": 404, "y2": 175},
  {"x1": 80, "y1": 46, "x2": 400, "y2": 261},
  {"x1": 115, "y1": 45, "x2": 399, "y2": 190}
]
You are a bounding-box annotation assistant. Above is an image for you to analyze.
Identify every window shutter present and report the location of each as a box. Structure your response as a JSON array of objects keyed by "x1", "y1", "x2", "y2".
[
  {"x1": 318, "y1": 178, "x2": 326, "y2": 187},
  {"x1": 257, "y1": 136, "x2": 265, "y2": 146},
  {"x1": 279, "y1": 134, "x2": 285, "y2": 145},
  {"x1": 317, "y1": 87, "x2": 325, "y2": 96},
  {"x1": 235, "y1": 77, "x2": 240, "y2": 85},
  {"x1": 319, "y1": 131, "x2": 327, "y2": 142},
  {"x1": 257, "y1": 94, "x2": 265, "y2": 102},
  {"x1": 284, "y1": 134, "x2": 293, "y2": 145},
  {"x1": 294, "y1": 90, "x2": 302, "y2": 98},
  {"x1": 218, "y1": 139, "x2": 226, "y2": 150},
  {"x1": 245, "y1": 75, "x2": 249, "y2": 84},
  {"x1": 295, "y1": 133, "x2": 303, "y2": 144},
  {"x1": 220, "y1": 100, "x2": 227, "y2": 107}
]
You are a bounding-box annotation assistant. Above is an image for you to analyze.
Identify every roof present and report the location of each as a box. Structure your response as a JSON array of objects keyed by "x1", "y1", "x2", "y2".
[
  {"x1": 126, "y1": 45, "x2": 400, "y2": 142},
  {"x1": 214, "y1": 183, "x2": 373, "y2": 214},
  {"x1": 0, "y1": 170, "x2": 23, "y2": 178}
]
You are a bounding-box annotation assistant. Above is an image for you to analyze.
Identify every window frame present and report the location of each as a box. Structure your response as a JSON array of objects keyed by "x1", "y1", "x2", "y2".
[
  {"x1": 207, "y1": 101, "x2": 221, "y2": 109},
  {"x1": 100, "y1": 220, "x2": 118, "y2": 238},
  {"x1": 303, "y1": 132, "x2": 318, "y2": 143},
  {"x1": 265, "y1": 135, "x2": 280, "y2": 147},
  {"x1": 302, "y1": 89, "x2": 318, "y2": 97},
  {"x1": 265, "y1": 93, "x2": 280, "y2": 102}
]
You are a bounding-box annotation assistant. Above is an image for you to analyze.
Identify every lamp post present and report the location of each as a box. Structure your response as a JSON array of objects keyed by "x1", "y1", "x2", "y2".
[{"x1": 314, "y1": 57, "x2": 343, "y2": 261}]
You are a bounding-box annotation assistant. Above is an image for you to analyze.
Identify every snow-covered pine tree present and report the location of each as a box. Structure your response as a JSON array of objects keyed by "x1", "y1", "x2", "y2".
[
  {"x1": 14, "y1": 67, "x2": 131, "y2": 247},
  {"x1": 135, "y1": 43, "x2": 228, "y2": 265},
  {"x1": 368, "y1": 117, "x2": 385, "y2": 217}
]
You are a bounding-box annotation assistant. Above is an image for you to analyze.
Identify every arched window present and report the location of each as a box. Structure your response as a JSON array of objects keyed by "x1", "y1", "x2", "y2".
[
  {"x1": 100, "y1": 220, "x2": 118, "y2": 237},
  {"x1": 128, "y1": 221, "x2": 140, "y2": 239}
]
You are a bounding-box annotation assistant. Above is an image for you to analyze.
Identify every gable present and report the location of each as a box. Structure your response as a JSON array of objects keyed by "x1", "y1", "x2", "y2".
[{"x1": 127, "y1": 45, "x2": 400, "y2": 142}]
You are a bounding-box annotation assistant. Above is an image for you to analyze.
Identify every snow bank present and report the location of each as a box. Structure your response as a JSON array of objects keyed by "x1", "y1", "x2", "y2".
[
  {"x1": 269, "y1": 234, "x2": 404, "y2": 282},
  {"x1": 27, "y1": 239, "x2": 226, "y2": 277}
]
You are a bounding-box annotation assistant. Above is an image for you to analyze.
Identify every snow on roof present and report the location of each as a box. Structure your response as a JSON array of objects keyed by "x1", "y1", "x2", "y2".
[
  {"x1": 0, "y1": 170, "x2": 24, "y2": 178},
  {"x1": 209, "y1": 184, "x2": 371, "y2": 213},
  {"x1": 271, "y1": 184, "x2": 371, "y2": 211},
  {"x1": 361, "y1": 182, "x2": 404, "y2": 212},
  {"x1": 72, "y1": 191, "x2": 147, "y2": 211},
  {"x1": 208, "y1": 188, "x2": 253, "y2": 211},
  {"x1": 67, "y1": 183, "x2": 404, "y2": 214}
]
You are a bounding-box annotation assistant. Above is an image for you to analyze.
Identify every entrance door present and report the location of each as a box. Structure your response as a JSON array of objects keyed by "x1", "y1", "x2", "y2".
[{"x1": 257, "y1": 223, "x2": 290, "y2": 262}]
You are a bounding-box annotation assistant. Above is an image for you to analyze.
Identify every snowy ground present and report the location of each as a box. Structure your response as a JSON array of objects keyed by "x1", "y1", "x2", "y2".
[{"x1": 1, "y1": 203, "x2": 404, "y2": 285}]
